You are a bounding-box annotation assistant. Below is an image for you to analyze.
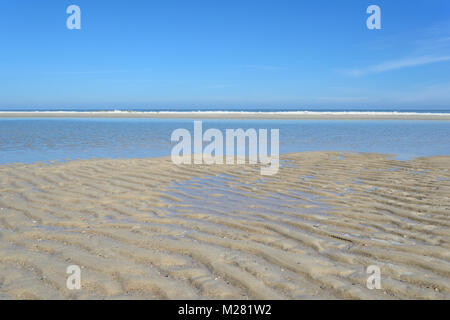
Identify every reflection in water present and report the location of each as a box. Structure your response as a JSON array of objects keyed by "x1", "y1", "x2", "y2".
[{"x1": 0, "y1": 118, "x2": 449, "y2": 164}]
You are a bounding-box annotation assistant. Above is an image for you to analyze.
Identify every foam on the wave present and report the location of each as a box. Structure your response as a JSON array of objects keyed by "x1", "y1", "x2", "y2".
[{"x1": 1, "y1": 110, "x2": 450, "y2": 116}]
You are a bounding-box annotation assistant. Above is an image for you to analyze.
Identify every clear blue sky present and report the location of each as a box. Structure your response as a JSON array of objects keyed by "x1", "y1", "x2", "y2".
[{"x1": 1, "y1": 0, "x2": 450, "y2": 110}]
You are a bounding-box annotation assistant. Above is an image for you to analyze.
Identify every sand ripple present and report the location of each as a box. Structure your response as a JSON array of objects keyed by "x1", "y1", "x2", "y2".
[{"x1": 0, "y1": 152, "x2": 449, "y2": 299}]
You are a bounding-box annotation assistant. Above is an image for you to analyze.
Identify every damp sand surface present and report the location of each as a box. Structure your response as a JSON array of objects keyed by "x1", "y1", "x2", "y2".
[{"x1": 0, "y1": 152, "x2": 449, "y2": 299}]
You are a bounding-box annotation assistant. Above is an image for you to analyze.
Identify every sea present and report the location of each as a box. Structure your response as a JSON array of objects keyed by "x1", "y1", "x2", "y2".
[{"x1": 1, "y1": 108, "x2": 449, "y2": 164}]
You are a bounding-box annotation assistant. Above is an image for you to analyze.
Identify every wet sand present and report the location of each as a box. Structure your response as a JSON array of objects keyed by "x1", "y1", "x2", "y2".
[
  {"x1": 1, "y1": 111, "x2": 450, "y2": 120},
  {"x1": 0, "y1": 152, "x2": 449, "y2": 299}
]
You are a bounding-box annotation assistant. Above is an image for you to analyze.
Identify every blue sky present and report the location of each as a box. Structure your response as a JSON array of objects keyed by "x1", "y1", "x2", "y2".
[{"x1": 1, "y1": 0, "x2": 450, "y2": 110}]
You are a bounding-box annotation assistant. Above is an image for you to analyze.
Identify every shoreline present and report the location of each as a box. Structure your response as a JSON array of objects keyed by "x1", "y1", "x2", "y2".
[
  {"x1": 0, "y1": 151, "x2": 441, "y2": 167},
  {"x1": 1, "y1": 111, "x2": 450, "y2": 120}
]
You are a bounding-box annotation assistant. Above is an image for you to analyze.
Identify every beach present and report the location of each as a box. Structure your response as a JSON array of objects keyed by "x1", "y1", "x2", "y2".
[
  {"x1": 0, "y1": 151, "x2": 449, "y2": 299},
  {"x1": 2, "y1": 0, "x2": 450, "y2": 306},
  {"x1": 1, "y1": 111, "x2": 450, "y2": 120}
]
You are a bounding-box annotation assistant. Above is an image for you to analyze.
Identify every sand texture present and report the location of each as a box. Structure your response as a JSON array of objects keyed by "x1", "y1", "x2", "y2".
[{"x1": 0, "y1": 152, "x2": 449, "y2": 299}]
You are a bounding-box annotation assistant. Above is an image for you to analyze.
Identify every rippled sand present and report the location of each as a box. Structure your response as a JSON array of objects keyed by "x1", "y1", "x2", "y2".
[{"x1": 0, "y1": 152, "x2": 449, "y2": 299}]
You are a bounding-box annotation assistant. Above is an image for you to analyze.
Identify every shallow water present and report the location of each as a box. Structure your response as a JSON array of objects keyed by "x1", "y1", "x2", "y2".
[
  {"x1": 0, "y1": 118, "x2": 449, "y2": 164},
  {"x1": 164, "y1": 174, "x2": 333, "y2": 218}
]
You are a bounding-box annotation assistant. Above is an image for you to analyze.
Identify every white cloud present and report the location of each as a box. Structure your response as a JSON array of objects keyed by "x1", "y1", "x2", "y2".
[{"x1": 343, "y1": 55, "x2": 450, "y2": 76}]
